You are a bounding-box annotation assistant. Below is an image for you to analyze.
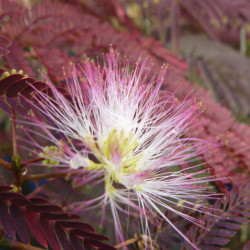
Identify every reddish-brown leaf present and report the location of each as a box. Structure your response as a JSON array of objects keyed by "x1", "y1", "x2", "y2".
[
  {"x1": 9, "y1": 204, "x2": 30, "y2": 244},
  {"x1": 71, "y1": 229, "x2": 110, "y2": 241},
  {"x1": 24, "y1": 210, "x2": 48, "y2": 248},
  {"x1": 0, "y1": 200, "x2": 15, "y2": 238},
  {"x1": 216, "y1": 221, "x2": 242, "y2": 230},
  {"x1": 56, "y1": 220, "x2": 95, "y2": 233},
  {"x1": 21, "y1": 81, "x2": 47, "y2": 99},
  {"x1": 70, "y1": 231, "x2": 83, "y2": 250},
  {"x1": 39, "y1": 215, "x2": 61, "y2": 250},
  {"x1": 42, "y1": 212, "x2": 79, "y2": 220},
  {"x1": 6, "y1": 77, "x2": 35, "y2": 98},
  {"x1": 85, "y1": 238, "x2": 116, "y2": 250},
  {"x1": 201, "y1": 237, "x2": 230, "y2": 246},
  {"x1": 55, "y1": 224, "x2": 71, "y2": 250},
  {"x1": 26, "y1": 204, "x2": 63, "y2": 213},
  {"x1": 0, "y1": 74, "x2": 24, "y2": 95},
  {"x1": 0, "y1": 192, "x2": 27, "y2": 201},
  {"x1": 10, "y1": 198, "x2": 31, "y2": 207},
  {"x1": 0, "y1": 185, "x2": 13, "y2": 192},
  {"x1": 29, "y1": 197, "x2": 49, "y2": 204},
  {"x1": 208, "y1": 229, "x2": 236, "y2": 238}
]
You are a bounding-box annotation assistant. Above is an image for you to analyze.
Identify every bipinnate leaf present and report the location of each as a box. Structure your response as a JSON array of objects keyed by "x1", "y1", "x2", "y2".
[
  {"x1": 24, "y1": 210, "x2": 48, "y2": 248},
  {"x1": 85, "y1": 238, "x2": 116, "y2": 249},
  {"x1": 0, "y1": 1, "x2": 248, "y2": 249},
  {"x1": 39, "y1": 215, "x2": 61, "y2": 250},
  {"x1": 201, "y1": 236, "x2": 230, "y2": 246},
  {"x1": 0, "y1": 74, "x2": 24, "y2": 95},
  {"x1": 55, "y1": 223, "x2": 72, "y2": 250},
  {"x1": 0, "y1": 0, "x2": 249, "y2": 191},
  {"x1": 0, "y1": 185, "x2": 13, "y2": 192},
  {"x1": 0, "y1": 33, "x2": 10, "y2": 56},
  {"x1": 179, "y1": 0, "x2": 220, "y2": 41},
  {"x1": 208, "y1": 229, "x2": 236, "y2": 238},
  {"x1": 3, "y1": 42, "x2": 34, "y2": 76},
  {"x1": 215, "y1": 221, "x2": 242, "y2": 230},
  {"x1": 71, "y1": 229, "x2": 110, "y2": 241},
  {"x1": 56, "y1": 220, "x2": 95, "y2": 232},
  {"x1": 0, "y1": 185, "x2": 115, "y2": 249},
  {"x1": 26, "y1": 204, "x2": 63, "y2": 213},
  {"x1": 0, "y1": 200, "x2": 15, "y2": 238},
  {"x1": 42, "y1": 212, "x2": 79, "y2": 220},
  {"x1": 10, "y1": 198, "x2": 31, "y2": 207},
  {"x1": 181, "y1": 184, "x2": 250, "y2": 249},
  {"x1": 29, "y1": 197, "x2": 48, "y2": 204},
  {"x1": 70, "y1": 231, "x2": 83, "y2": 250},
  {"x1": 9, "y1": 204, "x2": 30, "y2": 244},
  {"x1": 83, "y1": 241, "x2": 92, "y2": 250},
  {"x1": 6, "y1": 77, "x2": 35, "y2": 98},
  {"x1": 0, "y1": 68, "x2": 70, "y2": 117},
  {"x1": 158, "y1": 184, "x2": 249, "y2": 249}
]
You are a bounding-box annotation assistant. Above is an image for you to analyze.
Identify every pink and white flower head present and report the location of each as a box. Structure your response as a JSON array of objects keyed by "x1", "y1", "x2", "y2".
[{"x1": 23, "y1": 51, "x2": 221, "y2": 249}]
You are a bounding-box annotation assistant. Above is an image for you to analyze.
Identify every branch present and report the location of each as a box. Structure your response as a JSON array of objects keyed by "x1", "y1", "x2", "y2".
[
  {"x1": 23, "y1": 169, "x2": 83, "y2": 181},
  {"x1": 115, "y1": 235, "x2": 138, "y2": 248},
  {"x1": 0, "y1": 158, "x2": 14, "y2": 171},
  {"x1": 21, "y1": 157, "x2": 44, "y2": 168},
  {"x1": 11, "y1": 109, "x2": 18, "y2": 156}
]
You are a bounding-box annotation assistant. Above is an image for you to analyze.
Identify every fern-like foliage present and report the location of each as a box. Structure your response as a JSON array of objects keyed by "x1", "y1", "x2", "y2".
[
  {"x1": 182, "y1": 184, "x2": 250, "y2": 250},
  {"x1": 121, "y1": 0, "x2": 250, "y2": 46},
  {"x1": 0, "y1": 12, "x2": 250, "y2": 186},
  {"x1": 0, "y1": 26, "x2": 10, "y2": 56},
  {"x1": 3, "y1": 42, "x2": 34, "y2": 77},
  {"x1": 0, "y1": 185, "x2": 115, "y2": 250},
  {"x1": 155, "y1": 184, "x2": 249, "y2": 249},
  {"x1": 0, "y1": 1, "x2": 248, "y2": 249},
  {"x1": 0, "y1": 0, "x2": 186, "y2": 82},
  {"x1": 180, "y1": 35, "x2": 250, "y2": 117},
  {"x1": 0, "y1": 68, "x2": 69, "y2": 116}
]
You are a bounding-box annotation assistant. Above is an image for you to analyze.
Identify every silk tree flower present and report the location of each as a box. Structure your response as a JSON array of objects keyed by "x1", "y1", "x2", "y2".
[{"x1": 22, "y1": 52, "x2": 222, "y2": 249}]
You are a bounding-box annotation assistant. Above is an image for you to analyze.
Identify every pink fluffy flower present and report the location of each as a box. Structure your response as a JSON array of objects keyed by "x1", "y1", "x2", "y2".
[{"x1": 22, "y1": 51, "x2": 222, "y2": 249}]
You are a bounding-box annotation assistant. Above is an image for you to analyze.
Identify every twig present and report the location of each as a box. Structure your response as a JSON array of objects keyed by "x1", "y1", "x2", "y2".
[
  {"x1": 115, "y1": 236, "x2": 138, "y2": 249},
  {"x1": 23, "y1": 169, "x2": 83, "y2": 181},
  {"x1": 26, "y1": 178, "x2": 54, "y2": 198},
  {"x1": 240, "y1": 25, "x2": 246, "y2": 55},
  {"x1": 21, "y1": 157, "x2": 44, "y2": 168},
  {"x1": 11, "y1": 109, "x2": 18, "y2": 156},
  {"x1": 11, "y1": 109, "x2": 23, "y2": 191},
  {"x1": 0, "y1": 158, "x2": 13, "y2": 171}
]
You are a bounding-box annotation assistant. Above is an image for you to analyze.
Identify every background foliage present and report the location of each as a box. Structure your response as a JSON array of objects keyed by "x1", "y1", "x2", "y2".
[{"x1": 0, "y1": 0, "x2": 249, "y2": 249}]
